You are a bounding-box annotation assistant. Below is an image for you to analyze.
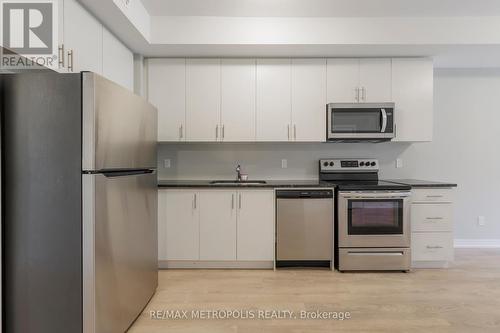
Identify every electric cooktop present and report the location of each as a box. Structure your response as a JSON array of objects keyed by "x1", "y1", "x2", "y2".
[{"x1": 318, "y1": 158, "x2": 411, "y2": 191}]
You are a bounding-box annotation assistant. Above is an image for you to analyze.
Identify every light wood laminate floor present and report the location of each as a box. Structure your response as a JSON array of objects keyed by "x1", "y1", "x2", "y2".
[{"x1": 129, "y1": 249, "x2": 500, "y2": 333}]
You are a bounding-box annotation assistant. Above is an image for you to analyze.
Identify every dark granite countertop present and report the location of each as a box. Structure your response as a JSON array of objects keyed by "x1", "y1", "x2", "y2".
[
  {"x1": 384, "y1": 179, "x2": 457, "y2": 188},
  {"x1": 158, "y1": 179, "x2": 334, "y2": 188}
]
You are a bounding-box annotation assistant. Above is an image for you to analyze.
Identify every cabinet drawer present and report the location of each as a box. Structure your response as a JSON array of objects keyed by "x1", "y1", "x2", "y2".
[
  {"x1": 412, "y1": 232, "x2": 453, "y2": 262},
  {"x1": 411, "y1": 204, "x2": 452, "y2": 232},
  {"x1": 412, "y1": 188, "x2": 453, "y2": 203}
]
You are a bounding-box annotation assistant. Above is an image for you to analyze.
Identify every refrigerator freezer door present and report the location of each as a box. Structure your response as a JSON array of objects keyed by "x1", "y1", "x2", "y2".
[
  {"x1": 83, "y1": 172, "x2": 158, "y2": 333},
  {"x1": 82, "y1": 73, "x2": 157, "y2": 171}
]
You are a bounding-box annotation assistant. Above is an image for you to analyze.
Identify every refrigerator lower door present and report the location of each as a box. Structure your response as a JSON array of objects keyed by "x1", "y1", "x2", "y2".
[{"x1": 83, "y1": 171, "x2": 158, "y2": 333}]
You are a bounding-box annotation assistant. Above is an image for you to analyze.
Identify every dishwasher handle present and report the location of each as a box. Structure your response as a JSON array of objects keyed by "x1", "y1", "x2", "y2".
[{"x1": 276, "y1": 189, "x2": 333, "y2": 199}]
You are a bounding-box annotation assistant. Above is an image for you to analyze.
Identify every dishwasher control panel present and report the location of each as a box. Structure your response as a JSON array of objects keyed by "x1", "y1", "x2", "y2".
[{"x1": 276, "y1": 189, "x2": 333, "y2": 199}]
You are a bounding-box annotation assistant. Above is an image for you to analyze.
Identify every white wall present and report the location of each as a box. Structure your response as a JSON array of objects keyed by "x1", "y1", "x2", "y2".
[{"x1": 157, "y1": 68, "x2": 500, "y2": 240}]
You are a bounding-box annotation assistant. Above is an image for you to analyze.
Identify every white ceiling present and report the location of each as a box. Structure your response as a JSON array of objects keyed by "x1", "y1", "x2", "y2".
[{"x1": 141, "y1": 0, "x2": 500, "y2": 17}]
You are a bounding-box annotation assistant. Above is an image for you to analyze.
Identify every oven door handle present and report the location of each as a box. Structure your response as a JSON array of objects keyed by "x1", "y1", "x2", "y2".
[
  {"x1": 347, "y1": 251, "x2": 404, "y2": 256},
  {"x1": 380, "y1": 108, "x2": 387, "y2": 133},
  {"x1": 340, "y1": 192, "x2": 411, "y2": 199}
]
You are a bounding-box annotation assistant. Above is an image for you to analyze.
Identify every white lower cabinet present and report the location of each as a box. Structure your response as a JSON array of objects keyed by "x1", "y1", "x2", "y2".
[
  {"x1": 163, "y1": 190, "x2": 199, "y2": 261},
  {"x1": 158, "y1": 189, "x2": 274, "y2": 268},
  {"x1": 199, "y1": 191, "x2": 237, "y2": 260},
  {"x1": 412, "y1": 232, "x2": 454, "y2": 262},
  {"x1": 411, "y1": 188, "x2": 455, "y2": 268},
  {"x1": 236, "y1": 190, "x2": 275, "y2": 261}
]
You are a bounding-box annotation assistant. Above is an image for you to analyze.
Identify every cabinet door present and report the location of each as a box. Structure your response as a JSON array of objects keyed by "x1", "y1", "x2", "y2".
[
  {"x1": 359, "y1": 59, "x2": 392, "y2": 102},
  {"x1": 221, "y1": 59, "x2": 256, "y2": 141},
  {"x1": 327, "y1": 59, "x2": 359, "y2": 103},
  {"x1": 63, "y1": 0, "x2": 102, "y2": 74},
  {"x1": 186, "y1": 59, "x2": 221, "y2": 141},
  {"x1": 165, "y1": 190, "x2": 199, "y2": 260},
  {"x1": 148, "y1": 58, "x2": 186, "y2": 142},
  {"x1": 158, "y1": 190, "x2": 168, "y2": 261},
  {"x1": 102, "y1": 28, "x2": 134, "y2": 91},
  {"x1": 291, "y1": 59, "x2": 327, "y2": 142},
  {"x1": 392, "y1": 58, "x2": 433, "y2": 142},
  {"x1": 237, "y1": 190, "x2": 274, "y2": 261},
  {"x1": 199, "y1": 191, "x2": 237, "y2": 260},
  {"x1": 256, "y1": 59, "x2": 291, "y2": 141}
]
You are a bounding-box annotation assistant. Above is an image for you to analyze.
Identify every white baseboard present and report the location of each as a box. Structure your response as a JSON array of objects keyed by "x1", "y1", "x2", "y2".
[{"x1": 454, "y1": 239, "x2": 500, "y2": 248}]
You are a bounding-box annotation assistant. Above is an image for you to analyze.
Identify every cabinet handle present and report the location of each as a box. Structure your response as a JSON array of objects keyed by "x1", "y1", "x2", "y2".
[
  {"x1": 193, "y1": 193, "x2": 197, "y2": 209},
  {"x1": 222, "y1": 124, "x2": 225, "y2": 140},
  {"x1": 355, "y1": 87, "x2": 359, "y2": 102},
  {"x1": 426, "y1": 217, "x2": 444, "y2": 220},
  {"x1": 361, "y1": 87, "x2": 366, "y2": 102},
  {"x1": 294, "y1": 124, "x2": 297, "y2": 140},
  {"x1": 68, "y1": 50, "x2": 74, "y2": 72},
  {"x1": 426, "y1": 195, "x2": 444, "y2": 198},
  {"x1": 231, "y1": 194, "x2": 234, "y2": 210},
  {"x1": 287, "y1": 124, "x2": 290, "y2": 140},
  {"x1": 239, "y1": 193, "x2": 242, "y2": 209},
  {"x1": 179, "y1": 124, "x2": 184, "y2": 139},
  {"x1": 426, "y1": 245, "x2": 443, "y2": 249},
  {"x1": 215, "y1": 124, "x2": 219, "y2": 140},
  {"x1": 58, "y1": 44, "x2": 65, "y2": 67}
]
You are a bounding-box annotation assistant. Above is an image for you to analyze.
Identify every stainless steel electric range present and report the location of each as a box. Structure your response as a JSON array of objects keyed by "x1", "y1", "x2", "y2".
[{"x1": 319, "y1": 159, "x2": 412, "y2": 272}]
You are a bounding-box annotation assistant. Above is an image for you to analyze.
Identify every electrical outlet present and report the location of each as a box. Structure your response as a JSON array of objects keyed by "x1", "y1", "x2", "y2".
[
  {"x1": 396, "y1": 158, "x2": 403, "y2": 168},
  {"x1": 164, "y1": 159, "x2": 171, "y2": 168},
  {"x1": 281, "y1": 159, "x2": 287, "y2": 169},
  {"x1": 477, "y1": 216, "x2": 486, "y2": 226}
]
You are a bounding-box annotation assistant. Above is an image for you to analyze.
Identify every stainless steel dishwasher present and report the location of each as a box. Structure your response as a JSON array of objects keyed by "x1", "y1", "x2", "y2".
[{"x1": 276, "y1": 189, "x2": 334, "y2": 268}]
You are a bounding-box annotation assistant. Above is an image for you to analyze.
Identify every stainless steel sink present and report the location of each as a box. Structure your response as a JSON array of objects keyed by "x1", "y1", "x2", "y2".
[{"x1": 209, "y1": 180, "x2": 267, "y2": 186}]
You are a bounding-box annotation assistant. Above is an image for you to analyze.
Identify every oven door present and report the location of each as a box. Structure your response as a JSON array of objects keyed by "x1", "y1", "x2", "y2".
[
  {"x1": 338, "y1": 191, "x2": 410, "y2": 248},
  {"x1": 327, "y1": 103, "x2": 395, "y2": 140}
]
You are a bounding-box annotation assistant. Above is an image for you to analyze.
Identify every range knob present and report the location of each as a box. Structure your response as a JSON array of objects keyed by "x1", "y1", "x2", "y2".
[
  {"x1": 323, "y1": 162, "x2": 329, "y2": 167},
  {"x1": 359, "y1": 162, "x2": 365, "y2": 166},
  {"x1": 371, "y1": 162, "x2": 376, "y2": 166},
  {"x1": 329, "y1": 162, "x2": 334, "y2": 167}
]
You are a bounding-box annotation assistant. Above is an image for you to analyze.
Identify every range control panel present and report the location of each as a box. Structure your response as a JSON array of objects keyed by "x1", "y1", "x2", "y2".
[{"x1": 319, "y1": 159, "x2": 379, "y2": 172}]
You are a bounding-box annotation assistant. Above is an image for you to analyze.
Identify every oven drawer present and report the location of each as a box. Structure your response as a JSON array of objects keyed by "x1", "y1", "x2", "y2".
[
  {"x1": 411, "y1": 232, "x2": 453, "y2": 262},
  {"x1": 411, "y1": 204, "x2": 453, "y2": 232},
  {"x1": 412, "y1": 189, "x2": 453, "y2": 203},
  {"x1": 338, "y1": 248, "x2": 410, "y2": 271}
]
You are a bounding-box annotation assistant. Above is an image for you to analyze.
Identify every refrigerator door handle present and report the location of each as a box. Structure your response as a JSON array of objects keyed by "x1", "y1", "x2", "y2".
[{"x1": 97, "y1": 169, "x2": 156, "y2": 178}]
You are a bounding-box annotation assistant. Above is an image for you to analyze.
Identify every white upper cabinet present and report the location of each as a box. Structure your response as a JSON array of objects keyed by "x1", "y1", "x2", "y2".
[
  {"x1": 147, "y1": 59, "x2": 186, "y2": 142},
  {"x1": 186, "y1": 59, "x2": 221, "y2": 141},
  {"x1": 221, "y1": 59, "x2": 256, "y2": 141},
  {"x1": 359, "y1": 59, "x2": 392, "y2": 102},
  {"x1": 256, "y1": 59, "x2": 292, "y2": 141},
  {"x1": 102, "y1": 29, "x2": 134, "y2": 91},
  {"x1": 291, "y1": 59, "x2": 327, "y2": 142},
  {"x1": 63, "y1": 0, "x2": 102, "y2": 74},
  {"x1": 236, "y1": 190, "x2": 274, "y2": 261},
  {"x1": 199, "y1": 191, "x2": 237, "y2": 261},
  {"x1": 327, "y1": 58, "x2": 392, "y2": 103},
  {"x1": 392, "y1": 58, "x2": 433, "y2": 142},
  {"x1": 61, "y1": 0, "x2": 134, "y2": 90},
  {"x1": 327, "y1": 59, "x2": 360, "y2": 103},
  {"x1": 149, "y1": 57, "x2": 432, "y2": 143}
]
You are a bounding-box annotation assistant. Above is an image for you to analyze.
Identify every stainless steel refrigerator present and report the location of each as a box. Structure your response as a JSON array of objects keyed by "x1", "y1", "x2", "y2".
[{"x1": 1, "y1": 72, "x2": 158, "y2": 333}]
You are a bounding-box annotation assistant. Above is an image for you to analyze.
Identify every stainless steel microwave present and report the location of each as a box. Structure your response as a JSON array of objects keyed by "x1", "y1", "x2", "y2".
[{"x1": 327, "y1": 103, "x2": 395, "y2": 142}]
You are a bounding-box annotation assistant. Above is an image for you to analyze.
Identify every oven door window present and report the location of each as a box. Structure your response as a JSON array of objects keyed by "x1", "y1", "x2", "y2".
[
  {"x1": 347, "y1": 199, "x2": 403, "y2": 235},
  {"x1": 332, "y1": 109, "x2": 381, "y2": 133}
]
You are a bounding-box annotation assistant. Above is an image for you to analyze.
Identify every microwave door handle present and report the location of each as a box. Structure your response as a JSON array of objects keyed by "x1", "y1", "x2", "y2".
[{"x1": 380, "y1": 108, "x2": 387, "y2": 133}]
